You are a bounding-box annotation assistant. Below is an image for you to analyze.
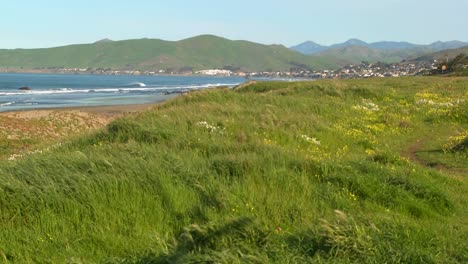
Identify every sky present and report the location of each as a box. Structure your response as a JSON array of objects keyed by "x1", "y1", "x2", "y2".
[{"x1": 1, "y1": 0, "x2": 467, "y2": 49}]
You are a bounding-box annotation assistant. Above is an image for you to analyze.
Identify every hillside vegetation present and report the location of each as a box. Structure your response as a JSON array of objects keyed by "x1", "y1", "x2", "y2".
[
  {"x1": 0, "y1": 77, "x2": 467, "y2": 263},
  {"x1": 431, "y1": 53, "x2": 468, "y2": 76},
  {"x1": 0, "y1": 35, "x2": 335, "y2": 72},
  {"x1": 411, "y1": 46, "x2": 468, "y2": 62}
]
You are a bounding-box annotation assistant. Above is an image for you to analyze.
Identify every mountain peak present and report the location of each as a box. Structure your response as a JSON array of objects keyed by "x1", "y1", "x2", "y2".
[
  {"x1": 343, "y1": 38, "x2": 368, "y2": 45},
  {"x1": 290, "y1": 41, "x2": 327, "y2": 55},
  {"x1": 95, "y1": 38, "x2": 113, "y2": 44},
  {"x1": 298, "y1": 41, "x2": 322, "y2": 47},
  {"x1": 182, "y1": 34, "x2": 229, "y2": 41}
]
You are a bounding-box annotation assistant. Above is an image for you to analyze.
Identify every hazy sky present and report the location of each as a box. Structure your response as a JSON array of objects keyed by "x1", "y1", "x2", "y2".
[{"x1": 1, "y1": 0, "x2": 467, "y2": 49}]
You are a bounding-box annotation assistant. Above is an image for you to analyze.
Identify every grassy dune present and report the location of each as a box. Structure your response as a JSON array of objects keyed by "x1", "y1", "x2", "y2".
[
  {"x1": 0, "y1": 77, "x2": 467, "y2": 263},
  {"x1": 0, "y1": 110, "x2": 114, "y2": 160}
]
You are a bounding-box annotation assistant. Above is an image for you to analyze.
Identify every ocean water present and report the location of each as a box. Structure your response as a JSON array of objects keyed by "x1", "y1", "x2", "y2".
[{"x1": 0, "y1": 73, "x2": 245, "y2": 112}]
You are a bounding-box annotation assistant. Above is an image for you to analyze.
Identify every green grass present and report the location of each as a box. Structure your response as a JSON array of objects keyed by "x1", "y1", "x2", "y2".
[{"x1": 0, "y1": 77, "x2": 467, "y2": 263}]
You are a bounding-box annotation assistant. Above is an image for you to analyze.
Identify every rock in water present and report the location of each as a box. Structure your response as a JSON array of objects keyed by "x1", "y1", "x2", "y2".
[{"x1": 18, "y1": 86, "x2": 31, "y2": 91}]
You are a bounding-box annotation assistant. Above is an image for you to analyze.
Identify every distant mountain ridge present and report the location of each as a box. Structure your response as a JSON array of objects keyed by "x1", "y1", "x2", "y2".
[
  {"x1": 289, "y1": 39, "x2": 468, "y2": 67},
  {"x1": 291, "y1": 39, "x2": 468, "y2": 54},
  {"x1": 309, "y1": 46, "x2": 422, "y2": 66}
]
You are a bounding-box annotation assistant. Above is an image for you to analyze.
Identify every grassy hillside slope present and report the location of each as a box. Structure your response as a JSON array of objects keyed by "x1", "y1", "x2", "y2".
[
  {"x1": 410, "y1": 46, "x2": 468, "y2": 62},
  {"x1": 311, "y1": 46, "x2": 434, "y2": 65},
  {"x1": 0, "y1": 35, "x2": 335, "y2": 71},
  {"x1": 0, "y1": 77, "x2": 467, "y2": 263}
]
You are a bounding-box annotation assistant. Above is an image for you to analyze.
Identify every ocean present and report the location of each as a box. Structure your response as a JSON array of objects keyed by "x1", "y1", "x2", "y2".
[{"x1": 0, "y1": 73, "x2": 246, "y2": 112}]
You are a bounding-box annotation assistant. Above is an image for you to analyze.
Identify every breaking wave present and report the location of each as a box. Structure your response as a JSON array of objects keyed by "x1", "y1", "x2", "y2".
[{"x1": 125, "y1": 82, "x2": 147, "y2": 87}]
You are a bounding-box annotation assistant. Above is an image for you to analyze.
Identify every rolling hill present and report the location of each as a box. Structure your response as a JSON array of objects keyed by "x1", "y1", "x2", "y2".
[{"x1": 0, "y1": 35, "x2": 336, "y2": 72}]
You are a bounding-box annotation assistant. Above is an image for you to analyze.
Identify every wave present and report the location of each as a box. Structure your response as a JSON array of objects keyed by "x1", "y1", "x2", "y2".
[
  {"x1": 125, "y1": 82, "x2": 147, "y2": 88},
  {"x1": 0, "y1": 101, "x2": 40, "y2": 109},
  {"x1": 0, "y1": 101, "x2": 15, "y2": 107},
  {"x1": 0, "y1": 82, "x2": 242, "y2": 96}
]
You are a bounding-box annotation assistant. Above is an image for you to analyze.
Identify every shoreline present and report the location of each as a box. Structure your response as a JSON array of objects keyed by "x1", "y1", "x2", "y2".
[{"x1": 0, "y1": 91, "x2": 180, "y2": 115}]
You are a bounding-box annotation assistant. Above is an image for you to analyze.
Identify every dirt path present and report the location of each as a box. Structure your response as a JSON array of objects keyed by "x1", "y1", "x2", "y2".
[{"x1": 402, "y1": 138, "x2": 467, "y2": 177}]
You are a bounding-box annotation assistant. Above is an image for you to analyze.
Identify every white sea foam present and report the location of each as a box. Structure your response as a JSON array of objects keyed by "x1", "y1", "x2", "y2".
[{"x1": 0, "y1": 83, "x2": 241, "y2": 96}]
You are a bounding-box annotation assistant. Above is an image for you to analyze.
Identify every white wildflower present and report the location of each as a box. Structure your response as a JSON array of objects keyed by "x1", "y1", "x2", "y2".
[
  {"x1": 7, "y1": 142, "x2": 62, "y2": 162},
  {"x1": 416, "y1": 99, "x2": 435, "y2": 105},
  {"x1": 196, "y1": 121, "x2": 225, "y2": 133},
  {"x1": 353, "y1": 99, "x2": 380, "y2": 111},
  {"x1": 416, "y1": 98, "x2": 463, "y2": 108},
  {"x1": 8, "y1": 154, "x2": 24, "y2": 161},
  {"x1": 301, "y1": 135, "x2": 321, "y2": 145}
]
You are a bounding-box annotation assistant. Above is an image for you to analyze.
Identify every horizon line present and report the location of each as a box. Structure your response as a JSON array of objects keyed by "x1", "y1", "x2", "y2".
[{"x1": 1, "y1": 34, "x2": 467, "y2": 50}]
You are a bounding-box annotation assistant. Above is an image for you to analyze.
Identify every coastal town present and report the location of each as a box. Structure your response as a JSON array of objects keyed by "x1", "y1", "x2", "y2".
[{"x1": 11, "y1": 60, "x2": 439, "y2": 79}]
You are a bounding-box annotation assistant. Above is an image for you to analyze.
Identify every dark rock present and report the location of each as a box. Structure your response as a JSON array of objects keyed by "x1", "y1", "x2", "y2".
[
  {"x1": 18, "y1": 86, "x2": 31, "y2": 91},
  {"x1": 163, "y1": 90, "x2": 189, "y2": 95}
]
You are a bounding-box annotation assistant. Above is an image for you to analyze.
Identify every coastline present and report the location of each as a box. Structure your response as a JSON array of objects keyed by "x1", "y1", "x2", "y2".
[{"x1": 0, "y1": 73, "x2": 245, "y2": 113}]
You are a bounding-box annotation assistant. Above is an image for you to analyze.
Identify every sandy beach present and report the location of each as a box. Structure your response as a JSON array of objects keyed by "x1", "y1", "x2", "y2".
[
  {"x1": 0, "y1": 103, "x2": 157, "y2": 158},
  {"x1": 1, "y1": 103, "x2": 155, "y2": 120}
]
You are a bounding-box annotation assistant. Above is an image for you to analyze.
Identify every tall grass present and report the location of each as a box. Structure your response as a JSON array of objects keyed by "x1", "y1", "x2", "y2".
[{"x1": 0, "y1": 77, "x2": 467, "y2": 263}]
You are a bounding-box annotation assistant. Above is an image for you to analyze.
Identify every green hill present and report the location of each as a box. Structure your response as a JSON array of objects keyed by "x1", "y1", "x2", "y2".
[
  {"x1": 0, "y1": 35, "x2": 336, "y2": 71},
  {"x1": 0, "y1": 77, "x2": 467, "y2": 262}
]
